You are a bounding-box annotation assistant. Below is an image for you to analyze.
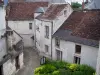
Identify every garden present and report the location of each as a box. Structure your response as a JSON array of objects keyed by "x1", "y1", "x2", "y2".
[{"x1": 34, "y1": 59, "x2": 95, "y2": 75}]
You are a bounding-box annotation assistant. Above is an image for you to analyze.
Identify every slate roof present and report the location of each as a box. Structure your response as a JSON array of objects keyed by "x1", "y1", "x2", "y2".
[
  {"x1": 53, "y1": 10, "x2": 100, "y2": 47},
  {"x1": 6, "y1": 2, "x2": 48, "y2": 20},
  {"x1": 36, "y1": 3, "x2": 68, "y2": 20}
]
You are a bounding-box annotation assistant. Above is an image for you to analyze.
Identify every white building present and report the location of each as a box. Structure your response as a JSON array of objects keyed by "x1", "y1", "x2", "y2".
[
  {"x1": 26, "y1": 0, "x2": 70, "y2": 4},
  {"x1": 35, "y1": 3, "x2": 73, "y2": 58},
  {"x1": 52, "y1": 10, "x2": 100, "y2": 69},
  {"x1": 85, "y1": 0, "x2": 100, "y2": 9},
  {"x1": 0, "y1": 1, "x2": 24, "y2": 75},
  {"x1": 7, "y1": 2, "x2": 48, "y2": 47}
]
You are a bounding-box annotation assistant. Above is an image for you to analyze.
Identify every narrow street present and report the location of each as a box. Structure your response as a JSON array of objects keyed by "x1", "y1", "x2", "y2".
[{"x1": 16, "y1": 47, "x2": 40, "y2": 75}]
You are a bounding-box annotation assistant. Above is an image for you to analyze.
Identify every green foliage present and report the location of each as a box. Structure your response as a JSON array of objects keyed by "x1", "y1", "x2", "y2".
[
  {"x1": 78, "y1": 65, "x2": 95, "y2": 73},
  {"x1": 72, "y1": 71, "x2": 84, "y2": 75},
  {"x1": 59, "y1": 69, "x2": 72, "y2": 75},
  {"x1": 68, "y1": 64, "x2": 79, "y2": 71},
  {"x1": 34, "y1": 60, "x2": 95, "y2": 75},
  {"x1": 34, "y1": 64, "x2": 56, "y2": 75},
  {"x1": 52, "y1": 70, "x2": 60, "y2": 75},
  {"x1": 71, "y1": 2, "x2": 82, "y2": 8}
]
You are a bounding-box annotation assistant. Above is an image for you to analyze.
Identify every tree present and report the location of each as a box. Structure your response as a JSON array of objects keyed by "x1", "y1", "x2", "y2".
[{"x1": 71, "y1": 2, "x2": 82, "y2": 8}]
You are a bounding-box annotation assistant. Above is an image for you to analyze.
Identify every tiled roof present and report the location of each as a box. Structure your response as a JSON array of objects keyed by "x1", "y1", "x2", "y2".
[
  {"x1": 0, "y1": 0, "x2": 4, "y2": 5},
  {"x1": 36, "y1": 3, "x2": 68, "y2": 20},
  {"x1": 53, "y1": 10, "x2": 100, "y2": 47},
  {"x1": 6, "y1": 2, "x2": 48, "y2": 20}
]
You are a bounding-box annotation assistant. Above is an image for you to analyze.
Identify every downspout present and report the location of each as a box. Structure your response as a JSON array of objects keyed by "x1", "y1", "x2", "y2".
[
  {"x1": 6, "y1": 19, "x2": 9, "y2": 53},
  {"x1": 34, "y1": 18, "x2": 36, "y2": 49},
  {"x1": 51, "y1": 21, "x2": 53, "y2": 60}
]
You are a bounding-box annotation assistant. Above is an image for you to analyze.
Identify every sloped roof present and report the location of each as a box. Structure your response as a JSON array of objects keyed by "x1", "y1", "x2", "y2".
[
  {"x1": 6, "y1": 2, "x2": 48, "y2": 20},
  {"x1": 36, "y1": 3, "x2": 68, "y2": 20},
  {"x1": 53, "y1": 10, "x2": 100, "y2": 47},
  {"x1": 0, "y1": 0, "x2": 4, "y2": 5}
]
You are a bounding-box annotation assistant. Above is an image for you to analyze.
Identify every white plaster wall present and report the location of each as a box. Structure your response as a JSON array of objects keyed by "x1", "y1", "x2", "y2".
[
  {"x1": 35, "y1": 18, "x2": 52, "y2": 57},
  {"x1": 0, "y1": 39, "x2": 7, "y2": 62},
  {"x1": 3, "y1": 53, "x2": 24, "y2": 75},
  {"x1": 19, "y1": 52, "x2": 24, "y2": 69},
  {"x1": 52, "y1": 38, "x2": 98, "y2": 69},
  {"x1": 3, "y1": 59, "x2": 16, "y2": 75},
  {"x1": 53, "y1": 4, "x2": 73, "y2": 34},
  {"x1": 0, "y1": 7, "x2": 6, "y2": 58},
  {"x1": 40, "y1": 21, "x2": 52, "y2": 56},
  {"x1": 13, "y1": 31, "x2": 22, "y2": 45},
  {"x1": 81, "y1": 45, "x2": 98, "y2": 69},
  {"x1": 35, "y1": 5, "x2": 73, "y2": 58},
  {"x1": 35, "y1": 19, "x2": 41, "y2": 51},
  {"x1": 96, "y1": 41, "x2": 100, "y2": 75},
  {"x1": 52, "y1": 38, "x2": 75, "y2": 63},
  {"x1": 0, "y1": 6, "x2": 6, "y2": 34},
  {"x1": 85, "y1": 0, "x2": 100, "y2": 9},
  {"x1": 21, "y1": 34, "x2": 34, "y2": 47},
  {"x1": 8, "y1": 21, "x2": 35, "y2": 47},
  {"x1": 8, "y1": 21, "x2": 35, "y2": 34}
]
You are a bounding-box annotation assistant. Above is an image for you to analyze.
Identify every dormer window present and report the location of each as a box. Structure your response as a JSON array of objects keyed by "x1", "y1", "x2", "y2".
[{"x1": 64, "y1": 10, "x2": 67, "y2": 16}]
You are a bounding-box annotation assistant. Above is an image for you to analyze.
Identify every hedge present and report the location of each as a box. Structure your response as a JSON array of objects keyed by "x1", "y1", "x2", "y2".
[{"x1": 34, "y1": 59, "x2": 95, "y2": 75}]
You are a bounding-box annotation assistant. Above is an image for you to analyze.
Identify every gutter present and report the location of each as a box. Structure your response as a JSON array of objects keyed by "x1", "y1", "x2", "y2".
[{"x1": 51, "y1": 21, "x2": 53, "y2": 60}]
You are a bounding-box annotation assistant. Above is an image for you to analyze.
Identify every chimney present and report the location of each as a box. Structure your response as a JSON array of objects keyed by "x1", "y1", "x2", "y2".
[{"x1": 82, "y1": 2, "x2": 84, "y2": 10}]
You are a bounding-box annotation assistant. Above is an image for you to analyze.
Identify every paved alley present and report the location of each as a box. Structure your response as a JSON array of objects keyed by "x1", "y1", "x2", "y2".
[{"x1": 16, "y1": 47, "x2": 40, "y2": 75}]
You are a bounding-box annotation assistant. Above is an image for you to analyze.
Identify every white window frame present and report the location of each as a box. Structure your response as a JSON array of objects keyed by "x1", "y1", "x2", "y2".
[
  {"x1": 45, "y1": 45, "x2": 49, "y2": 53},
  {"x1": 29, "y1": 23, "x2": 32, "y2": 30},
  {"x1": 74, "y1": 56, "x2": 81, "y2": 64},
  {"x1": 56, "y1": 50, "x2": 62, "y2": 60},
  {"x1": 45, "y1": 26, "x2": 49, "y2": 39},
  {"x1": 55, "y1": 38, "x2": 60, "y2": 48}
]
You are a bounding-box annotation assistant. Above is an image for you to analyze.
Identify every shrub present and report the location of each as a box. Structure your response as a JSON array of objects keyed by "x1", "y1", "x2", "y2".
[
  {"x1": 34, "y1": 64, "x2": 56, "y2": 75},
  {"x1": 72, "y1": 71, "x2": 85, "y2": 75},
  {"x1": 34, "y1": 60, "x2": 95, "y2": 75},
  {"x1": 78, "y1": 65, "x2": 95, "y2": 73},
  {"x1": 59, "y1": 69, "x2": 72, "y2": 75},
  {"x1": 52, "y1": 70, "x2": 60, "y2": 75},
  {"x1": 68, "y1": 64, "x2": 79, "y2": 71}
]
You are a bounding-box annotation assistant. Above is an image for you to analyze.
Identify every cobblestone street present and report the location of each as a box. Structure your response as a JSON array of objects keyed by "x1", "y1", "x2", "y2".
[{"x1": 16, "y1": 47, "x2": 40, "y2": 75}]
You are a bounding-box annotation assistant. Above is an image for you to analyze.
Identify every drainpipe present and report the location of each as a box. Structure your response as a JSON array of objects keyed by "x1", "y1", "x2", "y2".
[
  {"x1": 51, "y1": 21, "x2": 53, "y2": 60},
  {"x1": 6, "y1": 19, "x2": 9, "y2": 53},
  {"x1": 34, "y1": 18, "x2": 36, "y2": 50},
  {"x1": 96, "y1": 41, "x2": 100, "y2": 75}
]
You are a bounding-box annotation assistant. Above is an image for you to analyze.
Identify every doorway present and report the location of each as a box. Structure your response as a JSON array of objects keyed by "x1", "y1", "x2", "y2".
[
  {"x1": 15, "y1": 56, "x2": 20, "y2": 70},
  {"x1": 0, "y1": 65, "x2": 3, "y2": 75}
]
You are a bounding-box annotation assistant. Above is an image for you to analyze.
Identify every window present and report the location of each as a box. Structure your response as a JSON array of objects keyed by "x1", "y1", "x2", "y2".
[
  {"x1": 45, "y1": 26, "x2": 49, "y2": 38},
  {"x1": 56, "y1": 50, "x2": 62, "y2": 60},
  {"x1": 74, "y1": 56, "x2": 80, "y2": 64},
  {"x1": 29, "y1": 23, "x2": 32, "y2": 29},
  {"x1": 55, "y1": 38, "x2": 60, "y2": 48},
  {"x1": 7, "y1": 31, "x2": 13, "y2": 36},
  {"x1": 75, "y1": 45, "x2": 81, "y2": 54},
  {"x1": 45, "y1": 45, "x2": 49, "y2": 53},
  {"x1": 64, "y1": 10, "x2": 67, "y2": 16}
]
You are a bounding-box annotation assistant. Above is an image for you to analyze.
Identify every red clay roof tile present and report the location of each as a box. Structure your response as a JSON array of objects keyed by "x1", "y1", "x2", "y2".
[
  {"x1": 61, "y1": 10, "x2": 100, "y2": 41},
  {"x1": 36, "y1": 4, "x2": 68, "y2": 20},
  {"x1": 7, "y1": 2, "x2": 48, "y2": 20}
]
